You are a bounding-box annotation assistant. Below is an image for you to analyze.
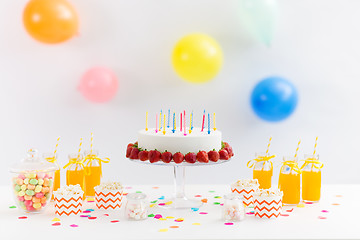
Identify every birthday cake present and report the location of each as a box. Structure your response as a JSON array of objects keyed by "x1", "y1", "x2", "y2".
[{"x1": 126, "y1": 111, "x2": 234, "y2": 164}]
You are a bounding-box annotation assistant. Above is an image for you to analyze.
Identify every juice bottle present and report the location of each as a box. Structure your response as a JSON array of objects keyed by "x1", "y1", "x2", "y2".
[
  {"x1": 64, "y1": 153, "x2": 85, "y2": 198},
  {"x1": 83, "y1": 150, "x2": 102, "y2": 197},
  {"x1": 250, "y1": 152, "x2": 274, "y2": 189},
  {"x1": 43, "y1": 153, "x2": 60, "y2": 199},
  {"x1": 301, "y1": 154, "x2": 323, "y2": 202},
  {"x1": 278, "y1": 156, "x2": 301, "y2": 205}
]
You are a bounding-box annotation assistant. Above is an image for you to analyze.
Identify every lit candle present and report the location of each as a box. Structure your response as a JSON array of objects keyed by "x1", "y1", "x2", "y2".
[
  {"x1": 172, "y1": 112, "x2": 176, "y2": 133},
  {"x1": 201, "y1": 110, "x2": 205, "y2": 132},
  {"x1": 189, "y1": 111, "x2": 192, "y2": 134},
  {"x1": 155, "y1": 114, "x2": 158, "y2": 133},
  {"x1": 213, "y1": 112, "x2": 216, "y2": 131},
  {"x1": 180, "y1": 113, "x2": 183, "y2": 132},
  {"x1": 145, "y1": 111, "x2": 148, "y2": 131},
  {"x1": 163, "y1": 113, "x2": 166, "y2": 135},
  {"x1": 167, "y1": 109, "x2": 170, "y2": 128},
  {"x1": 160, "y1": 110, "x2": 162, "y2": 131},
  {"x1": 191, "y1": 111, "x2": 194, "y2": 130},
  {"x1": 184, "y1": 110, "x2": 186, "y2": 136},
  {"x1": 208, "y1": 113, "x2": 210, "y2": 134}
]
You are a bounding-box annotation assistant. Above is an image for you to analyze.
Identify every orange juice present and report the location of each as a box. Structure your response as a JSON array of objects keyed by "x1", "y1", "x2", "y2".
[
  {"x1": 66, "y1": 169, "x2": 85, "y2": 189},
  {"x1": 302, "y1": 170, "x2": 321, "y2": 202},
  {"x1": 54, "y1": 169, "x2": 60, "y2": 191},
  {"x1": 84, "y1": 166, "x2": 101, "y2": 196},
  {"x1": 253, "y1": 169, "x2": 272, "y2": 189},
  {"x1": 278, "y1": 172, "x2": 300, "y2": 205}
]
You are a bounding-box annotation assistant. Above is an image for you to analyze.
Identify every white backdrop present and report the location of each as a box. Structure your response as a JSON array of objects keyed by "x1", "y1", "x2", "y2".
[{"x1": 1, "y1": 0, "x2": 359, "y2": 186}]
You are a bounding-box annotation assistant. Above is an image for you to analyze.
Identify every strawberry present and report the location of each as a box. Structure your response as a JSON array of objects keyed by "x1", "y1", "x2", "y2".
[
  {"x1": 148, "y1": 150, "x2": 161, "y2": 163},
  {"x1": 129, "y1": 147, "x2": 140, "y2": 159},
  {"x1": 161, "y1": 151, "x2": 172, "y2": 163},
  {"x1": 219, "y1": 149, "x2": 229, "y2": 160},
  {"x1": 222, "y1": 141, "x2": 230, "y2": 149},
  {"x1": 138, "y1": 150, "x2": 149, "y2": 161},
  {"x1": 224, "y1": 146, "x2": 234, "y2": 157},
  {"x1": 126, "y1": 143, "x2": 134, "y2": 158},
  {"x1": 196, "y1": 151, "x2": 209, "y2": 163},
  {"x1": 208, "y1": 150, "x2": 219, "y2": 162},
  {"x1": 185, "y1": 152, "x2": 196, "y2": 164},
  {"x1": 173, "y1": 152, "x2": 184, "y2": 164}
]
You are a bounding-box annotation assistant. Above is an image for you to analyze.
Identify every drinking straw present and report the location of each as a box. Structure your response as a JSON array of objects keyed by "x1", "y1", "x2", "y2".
[
  {"x1": 53, "y1": 137, "x2": 60, "y2": 157},
  {"x1": 313, "y1": 137, "x2": 318, "y2": 156},
  {"x1": 78, "y1": 138, "x2": 83, "y2": 159},
  {"x1": 90, "y1": 133, "x2": 93, "y2": 154},
  {"x1": 294, "y1": 140, "x2": 301, "y2": 159},
  {"x1": 265, "y1": 137, "x2": 272, "y2": 156}
]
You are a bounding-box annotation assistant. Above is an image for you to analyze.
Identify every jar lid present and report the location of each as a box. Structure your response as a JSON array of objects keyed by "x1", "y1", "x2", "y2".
[
  {"x1": 126, "y1": 192, "x2": 147, "y2": 200},
  {"x1": 224, "y1": 193, "x2": 244, "y2": 201},
  {"x1": 9, "y1": 149, "x2": 58, "y2": 173}
]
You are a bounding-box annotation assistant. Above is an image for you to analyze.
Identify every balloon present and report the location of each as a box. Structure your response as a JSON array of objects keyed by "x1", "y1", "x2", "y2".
[
  {"x1": 172, "y1": 33, "x2": 223, "y2": 84},
  {"x1": 250, "y1": 76, "x2": 298, "y2": 122},
  {"x1": 239, "y1": 0, "x2": 278, "y2": 47},
  {"x1": 79, "y1": 67, "x2": 118, "y2": 103},
  {"x1": 23, "y1": 0, "x2": 79, "y2": 44}
]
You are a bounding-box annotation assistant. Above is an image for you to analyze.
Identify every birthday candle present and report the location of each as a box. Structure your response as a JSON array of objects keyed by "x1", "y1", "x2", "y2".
[
  {"x1": 184, "y1": 110, "x2": 186, "y2": 136},
  {"x1": 213, "y1": 112, "x2": 216, "y2": 131},
  {"x1": 163, "y1": 113, "x2": 166, "y2": 135},
  {"x1": 201, "y1": 110, "x2": 205, "y2": 132},
  {"x1": 180, "y1": 113, "x2": 183, "y2": 132},
  {"x1": 191, "y1": 111, "x2": 194, "y2": 131},
  {"x1": 208, "y1": 113, "x2": 210, "y2": 134},
  {"x1": 145, "y1": 111, "x2": 148, "y2": 131},
  {"x1": 155, "y1": 114, "x2": 158, "y2": 133},
  {"x1": 172, "y1": 112, "x2": 176, "y2": 133},
  {"x1": 160, "y1": 110, "x2": 162, "y2": 131},
  {"x1": 167, "y1": 109, "x2": 170, "y2": 128}
]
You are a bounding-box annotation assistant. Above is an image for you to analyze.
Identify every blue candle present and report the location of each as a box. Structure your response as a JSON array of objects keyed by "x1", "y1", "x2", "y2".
[
  {"x1": 191, "y1": 111, "x2": 194, "y2": 130},
  {"x1": 208, "y1": 113, "x2": 210, "y2": 134},
  {"x1": 172, "y1": 112, "x2": 176, "y2": 133},
  {"x1": 160, "y1": 110, "x2": 162, "y2": 130},
  {"x1": 167, "y1": 109, "x2": 170, "y2": 128}
]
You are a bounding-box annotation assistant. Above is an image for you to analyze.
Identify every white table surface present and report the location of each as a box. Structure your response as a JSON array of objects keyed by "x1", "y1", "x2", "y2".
[{"x1": 0, "y1": 184, "x2": 359, "y2": 240}]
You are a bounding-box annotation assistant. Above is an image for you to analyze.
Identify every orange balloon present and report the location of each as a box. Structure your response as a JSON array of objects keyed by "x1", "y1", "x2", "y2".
[{"x1": 23, "y1": 0, "x2": 79, "y2": 44}]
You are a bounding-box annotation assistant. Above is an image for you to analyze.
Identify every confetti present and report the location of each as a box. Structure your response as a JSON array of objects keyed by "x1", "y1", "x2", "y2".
[
  {"x1": 214, "y1": 196, "x2": 222, "y2": 199},
  {"x1": 52, "y1": 218, "x2": 60, "y2": 222},
  {"x1": 159, "y1": 218, "x2": 167, "y2": 220},
  {"x1": 297, "y1": 204, "x2": 305, "y2": 208},
  {"x1": 214, "y1": 202, "x2": 221, "y2": 205},
  {"x1": 154, "y1": 214, "x2": 162, "y2": 219},
  {"x1": 18, "y1": 216, "x2": 27, "y2": 219},
  {"x1": 166, "y1": 216, "x2": 175, "y2": 219},
  {"x1": 191, "y1": 208, "x2": 199, "y2": 212},
  {"x1": 80, "y1": 215, "x2": 90, "y2": 218},
  {"x1": 9, "y1": 206, "x2": 16, "y2": 209},
  {"x1": 125, "y1": 186, "x2": 132, "y2": 189},
  {"x1": 158, "y1": 203, "x2": 165, "y2": 206},
  {"x1": 165, "y1": 201, "x2": 173, "y2": 205},
  {"x1": 199, "y1": 212, "x2": 208, "y2": 215},
  {"x1": 110, "y1": 220, "x2": 119, "y2": 223},
  {"x1": 159, "y1": 228, "x2": 168, "y2": 232},
  {"x1": 158, "y1": 196, "x2": 165, "y2": 200},
  {"x1": 86, "y1": 197, "x2": 95, "y2": 202},
  {"x1": 321, "y1": 210, "x2": 329, "y2": 213},
  {"x1": 152, "y1": 186, "x2": 159, "y2": 189},
  {"x1": 246, "y1": 212, "x2": 254, "y2": 215},
  {"x1": 148, "y1": 214, "x2": 155, "y2": 217},
  {"x1": 332, "y1": 203, "x2": 340, "y2": 206},
  {"x1": 150, "y1": 204, "x2": 156, "y2": 208},
  {"x1": 220, "y1": 203, "x2": 224, "y2": 206},
  {"x1": 70, "y1": 224, "x2": 78, "y2": 227},
  {"x1": 201, "y1": 199, "x2": 208, "y2": 203},
  {"x1": 170, "y1": 226, "x2": 179, "y2": 228},
  {"x1": 286, "y1": 208, "x2": 294, "y2": 212},
  {"x1": 335, "y1": 195, "x2": 342, "y2": 197},
  {"x1": 104, "y1": 214, "x2": 109, "y2": 216},
  {"x1": 209, "y1": 190, "x2": 215, "y2": 193},
  {"x1": 85, "y1": 209, "x2": 94, "y2": 212},
  {"x1": 82, "y1": 211, "x2": 91, "y2": 213},
  {"x1": 194, "y1": 195, "x2": 202, "y2": 197},
  {"x1": 248, "y1": 205, "x2": 254, "y2": 208},
  {"x1": 280, "y1": 214, "x2": 289, "y2": 217},
  {"x1": 305, "y1": 202, "x2": 313, "y2": 204},
  {"x1": 318, "y1": 216, "x2": 327, "y2": 219},
  {"x1": 192, "y1": 222, "x2": 201, "y2": 225},
  {"x1": 175, "y1": 218, "x2": 184, "y2": 222},
  {"x1": 136, "y1": 191, "x2": 142, "y2": 193},
  {"x1": 150, "y1": 200, "x2": 158, "y2": 203},
  {"x1": 87, "y1": 201, "x2": 95, "y2": 203},
  {"x1": 52, "y1": 222, "x2": 61, "y2": 226},
  {"x1": 88, "y1": 217, "x2": 97, "y2": 220},
  {"x1": 224, "y1": 222, "x2": 234, "y2": 225},
  {"x1": 123, "y1": 193, "x2": 128, "y2": 196}
]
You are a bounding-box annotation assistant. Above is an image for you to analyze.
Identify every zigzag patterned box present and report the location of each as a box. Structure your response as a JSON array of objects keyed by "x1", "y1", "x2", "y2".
[
  {"x1": 54, "y1": 193, "x2": 83, "y2": 216},
  {"x1": 95, "y1": 189, "x2": 123, "y2": 210},
  {"x1": 253, "y1": 190, "x2": 283, "y2": 219},
  {"x1": 231, "y1": 179, "x2": 259, "y2": 207}
]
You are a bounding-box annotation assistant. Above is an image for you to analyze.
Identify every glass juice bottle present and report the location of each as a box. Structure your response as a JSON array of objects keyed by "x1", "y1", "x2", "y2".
[
  {"x1": 278, "y1": 156, "x2": 301, "y2": 205},
  {"x1": 84, "y1": 150, "x2": 101, "y2": 197},
  {"x1": 302, "y1": 154, "x2": 322, "y2": 202},
  {"x1": 65, "y1": 153, "x2": 85, "y2": 196},
  {"x1": 43, "y1": 153, "x2": 60, "y2": 193},
  {"x1": 252, "y1": 152, "x2": 273, "y2": 189}
]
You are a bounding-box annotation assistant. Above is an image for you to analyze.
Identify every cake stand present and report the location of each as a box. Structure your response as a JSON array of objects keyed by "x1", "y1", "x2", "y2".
[{"x1": 129, "y1": 159, "x2": 230, "y2": 209}]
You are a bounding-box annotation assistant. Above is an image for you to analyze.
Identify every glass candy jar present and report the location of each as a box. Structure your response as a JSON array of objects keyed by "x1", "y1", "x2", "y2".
[
  {"x1": 9, "y1": 149, "x2": 57, "y2": 213},
  {"x1": 223, "y1": 193, "x2": 245, "y2": 222},
  {"x1": 125, "y1": 193, "x2": 148, "y2": 220}
]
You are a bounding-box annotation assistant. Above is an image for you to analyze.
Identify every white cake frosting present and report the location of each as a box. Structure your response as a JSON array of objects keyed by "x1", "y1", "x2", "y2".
[{"x1": 138, "y1": 127, "x2": 222, "y2": 153}]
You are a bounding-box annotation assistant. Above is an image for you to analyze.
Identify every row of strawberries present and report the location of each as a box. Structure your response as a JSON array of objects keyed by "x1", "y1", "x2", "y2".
[{"x1": 126, "y1": 142, "x2": 234, "y2": 164}]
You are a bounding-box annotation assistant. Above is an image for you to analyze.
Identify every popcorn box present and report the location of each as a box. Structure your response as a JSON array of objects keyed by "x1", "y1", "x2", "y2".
[
  {"x1": 95, "y1": 188, "x2": 123, "y2": 210},
  {"x1": 253, "y1": 195, "x2": 282, "y2": 219},
  {"x1": 231, "y1": 184, "x2": 259, "y2": 207},
  {"x1": 54, "y1": 193, "x2": 83, "y2": 216}
]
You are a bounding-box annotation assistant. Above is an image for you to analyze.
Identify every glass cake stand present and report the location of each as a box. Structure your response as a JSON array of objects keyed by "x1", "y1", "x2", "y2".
[{"x1": 129, "y1": 159, "x2": 231, "y2": 209}]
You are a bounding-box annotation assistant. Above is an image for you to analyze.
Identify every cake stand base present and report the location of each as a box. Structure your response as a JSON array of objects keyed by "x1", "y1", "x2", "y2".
[{"x1": 160, "y1": 197, "x2": 203, "y2": 209}]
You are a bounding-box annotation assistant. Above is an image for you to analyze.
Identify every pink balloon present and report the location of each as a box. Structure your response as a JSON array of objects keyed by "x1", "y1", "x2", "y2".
[{"x1": 79, "y1": 67, "x2": 118, "y2": 103}]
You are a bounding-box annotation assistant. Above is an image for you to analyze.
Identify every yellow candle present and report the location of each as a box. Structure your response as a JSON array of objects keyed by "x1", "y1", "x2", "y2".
[
  {"x1": 213, "y1": 112, "x2": 216, "y2": 131},
  {"x1": 145, "y1": 111, "x2": 148, "y2": 131},
  {"x1": 163, "y1": 114, "x2": 166, "y2": 135}
]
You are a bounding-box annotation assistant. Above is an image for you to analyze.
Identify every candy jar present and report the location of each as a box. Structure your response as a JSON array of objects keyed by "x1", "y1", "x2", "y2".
[
  {"x1": 64, "y1": 153, "x2": 85, "y2": 197},
  {"x1": 43, "y1": 153, "x2": 60, "y2": 196},
  {"x1": 125, "y1": 193, "x2": 148, "y2": 220},
  {"x1": 9, "y1": 149, "x2": 57, "y2": 213},
  {"x1": 278, "y1": 156, "x2": 301, "y2": 205},
  {"x1": 223, "y1": 193, "x2": 245, "y2": 222},
  {"x1": 83, "y1": 150, "x2": 110, "y2": 197},
  {"x1": 301, "y1": 154, "x2": 323, "y2": 202},
  {"x1": 248, "y1": 152, "x2": 275, "y2": 189}
]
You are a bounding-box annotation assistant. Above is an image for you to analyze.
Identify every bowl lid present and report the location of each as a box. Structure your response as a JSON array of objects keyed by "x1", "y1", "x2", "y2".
[{"x1": 9, "y1": 149, "x2": 57, "y2": 173}]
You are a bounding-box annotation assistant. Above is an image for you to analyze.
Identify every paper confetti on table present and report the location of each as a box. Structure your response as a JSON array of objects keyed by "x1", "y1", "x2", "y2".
[
  {"x1": 150, "y1": 204, "x2": 156, "y2": 208},
  {"x1": 246, "y1": 212, "x2": 254, "y2": 215},
  {"x1": 166, "y1": 216, "x2": 175, "y2": 219},
  {"x1": 85, "y1": 209, "x2": 94, "y2": 212},
  {"x1": 148, "y1": 214, "x2": 155, "y2": 217},
  {"x1": 125, "y1": 186, "x2": 132, "y2": 189},
  {"x1": 18, "y1": 216, "x2": 27, "y2": 219},
  {"x1": 165, "y1": 201, "x2": 173, "y2": 205},
  {"x1": 150, "y1": 200, "x2": 157, "y2": 203},
  {"x1": 332, "y1": 203, "x2": 340, "y2": 206},
  {"x1": 154, "y1": 214, "x2": 162, "y2": 219},
  {"x1": 318, "y1": 216, "x2": 327, "y2": 219},
  {"x1": 209, "y1": 190, "x2": 215, "y2": 193},
  {"x1": 175, "y1": 218, "x2": 184, "y2": 222},
  {"x1": 80, "y1": 215, "x2": 90, "y2": 218},
  {"x1": 136, "y1": 191, "x2": 142, "y2": 193},
  {"x1": 280, "y1": 214, "x2": 289, "y2": 217},
  {"x1": 321, "y1": 210, "x2": 329, "y2": 213},
  {"x1": 86, "y1": 197, "x2": 95, "y2": 202},
  {"x1": 158, "y1": 203, "x2": 165, "y2": 206},
  {"x1": 224, "y1": 222, "x2": 234, "y2": 225},
  {"x1": 305, "y1": 202, "x2": 313, "y2": 204},
  {"x1": 104, "y1": 214, "x2": 109, "y2": 216},
  {"x1": 192, "y1": 222, "x2": 201, "y2": 225},
  {"x1": 199, "y1": 212, "x2": 208, "y2": 215},
  {"x1": 170, "y1": 226, "x2": 179, "y2": 228},
  {"x1": 159, "y1": 228, "x2": 168, "y2": 232},
  {"x1": 52, "y1": 222, "x2": 61, "y2": 226},
  {"x1": 286, "y1": 208, "x2": 294, "y2": 212},
  {"x1": 9, "y1": 206, "x2": 16, "y2": 209},
  {"x1": 82, "y1": 211, "x2": 91, "y2": 213},
  {"x1": 335, "y1": 195, "x2": 342, "y2": 197},
  {"x1": 191, "y1": 207, "x2": 199, "y2": 212},
  {"x1": 214, "y1": 202, "x2": 221, "y2": 205},
  {"x1": 110, "y1": 220, "x2": 119, "y2": 223},
  {"x1": 297, "y1": 204, "x2": 305, "y2": 208},
  {"x1": 201, "y1": 199, "x2": 208, "y2": 203},
  {"x1": 70, "y1": 224, "x2": 78, "y2": 227},
  {"x1": 52, "y1": 218, "x2": 60, "y2": 221},
  {"x1": 194, "y1": 195, "x2": 202, "y2": 197},
  {"x1": 152, "y1": 186, "x2": 159, "y2": 189},
  {"x1": 159, "y1": 218, "x2": 167, "y2": 220},
  {"x1": 158, "y1": 196, "x2": 165, "y2": 200},
  {"x1": 214, "y1": 196, "x2": 222, "y2": 199},
  {"x1": 88, "y1": 217, "x2": 97, "y2": 220}
]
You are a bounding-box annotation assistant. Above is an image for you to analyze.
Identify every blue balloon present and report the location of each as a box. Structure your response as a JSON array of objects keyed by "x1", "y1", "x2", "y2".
[{"x1": 251, "y1": 76, "x2": 298, "y2": 122}]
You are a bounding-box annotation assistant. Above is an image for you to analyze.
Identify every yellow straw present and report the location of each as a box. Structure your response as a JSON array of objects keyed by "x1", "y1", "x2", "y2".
[
  {"x1": 90, "y1": 133, "x2": 94, "y2": 154},
  {"x1": 294, "y1": 140, "x2": 301, "y2": 159},
  {"x1": 265, "y1": 137, "x2": 272, "y2": 156},
  {"x1": 78, "y1": 138, "x2": 83, "y2": 159},
  {"x1": 213, "y1": 112, "x2": 217, "y2": 131},
  {"x1": 53, "y1": 137, "x2": 60, "y2": 156},
  {"x1": 313, "y1": 136, "x2": 318, "y2": 156},
  {"x1": 145, "y1": 111, "x2": 148, "y2": 131},
  {"x1": 163, "y1": 114, "x2": 166, "y2": 135}
]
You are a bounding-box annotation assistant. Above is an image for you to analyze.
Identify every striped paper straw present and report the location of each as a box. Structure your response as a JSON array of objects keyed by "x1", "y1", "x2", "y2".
[{"x1": 294, "y1": 140, "x2": 301, "y2": 159}]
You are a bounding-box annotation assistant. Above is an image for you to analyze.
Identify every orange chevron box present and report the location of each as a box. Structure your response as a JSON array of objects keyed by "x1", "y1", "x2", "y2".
[
  {"x1": 253, "y1": 195, "x2": 282, "y2": 219},
  {"x1": 54, "y1": 193, "x2": 83, "y2": 216},
  {"x1": 94, "y1": 189, "x2": 123, "y2": 210},
  {"x1": 231, "y1": 185, "x2": 259, "y2": 207}
]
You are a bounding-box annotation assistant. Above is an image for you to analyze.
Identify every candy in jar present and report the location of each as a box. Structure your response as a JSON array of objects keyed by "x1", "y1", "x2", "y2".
[
  {"x1": 223, "y1": 193, "x2": 245, "y2": 222},
  {"x1": 9, "y1": 149, "x2": 57, "y2": 213},
  {"x1": 125, "y1": 193, "x2": 148, "y2": 220}
]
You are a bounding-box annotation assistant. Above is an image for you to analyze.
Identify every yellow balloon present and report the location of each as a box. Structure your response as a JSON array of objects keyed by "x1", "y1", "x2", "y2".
[{"x1": 172, "y1": 33, "x2": 223, "y2": 83}]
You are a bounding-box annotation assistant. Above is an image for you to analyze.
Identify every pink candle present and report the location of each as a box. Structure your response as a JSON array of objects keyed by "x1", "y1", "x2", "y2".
[
  {"x1": 180, "y1": 113, "x2": 183, "y2": 132},
  {"x1": 184, "y1": 110, "x2": 186, "y2": 136},
  {"x1": 155, "y1": 114, "x2": 158, "y2": 133},
  {"x1": 201, "y1": 111, "x2": 205, "y2": 132}
]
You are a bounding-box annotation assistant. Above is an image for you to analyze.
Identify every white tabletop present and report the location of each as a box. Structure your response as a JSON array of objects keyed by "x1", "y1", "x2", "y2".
[{"x1": 0, "y1": 184, "x2": 359, "y2": 240}]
